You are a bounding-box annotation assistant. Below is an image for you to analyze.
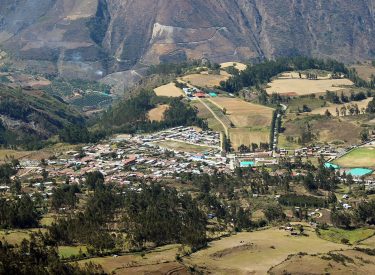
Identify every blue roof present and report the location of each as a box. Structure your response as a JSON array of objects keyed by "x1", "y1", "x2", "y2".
[
  {"x1": 347, "y1": 168, "x2": 373, "y2": 177},
  {"x1": 209, "y1": 92, "x2": 218, "y2": 97},
  {"x1": 324, "y1": 163, "x2": 340, "y2": 169},
  {"x1": 240, "y1": 161, "x2": 255, "y2": 168}
]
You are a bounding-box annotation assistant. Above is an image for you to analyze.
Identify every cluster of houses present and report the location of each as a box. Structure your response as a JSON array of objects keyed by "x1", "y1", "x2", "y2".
[
  {"x1": 139, "y1": 126, "x2": 221, "y2": 148},
  {"x1": 9, "y1": 128, "x2": 228, "y2": 194},
  {"x1": 182, "y1": 87, "x2": 218, "y2": 99}
]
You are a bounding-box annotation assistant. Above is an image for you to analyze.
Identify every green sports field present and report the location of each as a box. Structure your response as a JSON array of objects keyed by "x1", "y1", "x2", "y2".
[{"x1": 334, "y1": 146, "x2": 375, "y2": 168}]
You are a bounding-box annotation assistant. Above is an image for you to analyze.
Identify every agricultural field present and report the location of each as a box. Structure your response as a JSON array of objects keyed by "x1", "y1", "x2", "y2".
[
  {"x1": 318, "y1": 227, "x2": 375, "y2": 245},
  {"x1": 154, "y1": 82, "x2": 184, "y2": 97},
  {"x1": 77, "y1": 244, "x2": 187, "y2": 275},
  {"x1": 181, "y1": 71, "x2": 229, "y2": 87},
  {"x1": 266, "y1": 72, "x2": 353, "y2": 96},
  {"x1": 147, "y1": 104, "x2": 168, "y2": 122},
  {"x1": 192, "y1": 101, "x2": 225, "y2": 132},
  {"x1": 281, "y1": 115, "x2": 363, "y2": 148},
  {"x1": 334, "y1": 146, "x2": 375, "y2": 168},
  {"x1": 220, "y1": 62, "x2": 247, "y2": 71},
  {"x1": 229, "y1": 128, "x2": 270, "y2": 151},
  {"x1": 287, "y1": 96, "x2": 328, "y2": 113},
  {"x1": 185, "y1": 225, "x2": 347, "y2": 274},
  {"x1": 196, "y1": 97, "x2": 274, "y2": 150},
  {"x1": 209, "y1": 97, "x2": 274, "y2": 128}
]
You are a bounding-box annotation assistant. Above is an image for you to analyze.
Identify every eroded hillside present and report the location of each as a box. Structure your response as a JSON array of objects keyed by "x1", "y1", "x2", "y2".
[{"x1": 1, "y1": 0, "x2": 374, "y2": 79}]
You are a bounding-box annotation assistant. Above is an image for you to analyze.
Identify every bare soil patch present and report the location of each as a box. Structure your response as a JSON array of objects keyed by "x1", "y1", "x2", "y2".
[
  {"x1": 351, "y1": 65, "x2": 375, "y2": 81},
  {"x1": 148, "y1": 104, "x2": 168, "y2": 122},
  {"x1": 186, "y1": 226, "x2": 346, "y2": 274},
  {"x1": 154, "y1": 83, "x2": 184, "y2": 97},
  {"x1": 266, "y1": 73, "x2": 353, "y2": 96},
  {"x1": 220, "y1": 62, "x2": 247, "y2": 71},
  {"x1": 181, "y1": 73, "x2": 229, "y2": 87}
]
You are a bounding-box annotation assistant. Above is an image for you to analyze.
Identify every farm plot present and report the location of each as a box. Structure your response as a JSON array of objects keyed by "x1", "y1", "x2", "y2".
[
  {"x1": 181, "y1": 72, "x2": 229, "y2": 87},
  {"x1": 209, "y1": 97, "x2": 274, "y2": 128},
  {"x1": 334, "y1": 146, "x2": 375, "y2": 168},
  {"x1": 266, "y1": 73, "x2": 353, "y2": 96},
  {"x1": 147, "y1": 104, "x2": 168, "y2": 122},
  {"x1": 78, "y1": 244, "x2": 187, "y2": 275},
  {"x1": 220, "y1": 62, "x2": 247, "y2": 71},
  {"x1": 229, "y1": 128, "x2": 270, "y2": 151},
  {"x1": 185, "y1": 226, "x2": 346, "y2": 274},
  {"x1": 154, "y1": 82, "x2": 184, "y2": 97}
]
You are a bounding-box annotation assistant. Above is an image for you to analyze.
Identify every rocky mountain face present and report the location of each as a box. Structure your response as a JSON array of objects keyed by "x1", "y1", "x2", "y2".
[{"x1": 1, "y1": 0, "x2": 374, "y2": 80}]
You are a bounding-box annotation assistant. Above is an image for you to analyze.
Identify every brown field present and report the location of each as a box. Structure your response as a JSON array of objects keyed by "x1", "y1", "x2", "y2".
[
  {"x1": 229, "y1": 128, "x2": 269, "y2": 151},
  {"x1": 186, "y1": 226, "x2": 347, "y2": 274},
  {"x1": 209, "y1": 97, "x2": 274, "y2": 128},
  {"x1": 266, "y1": 73, "x2": 353, "y2": 96},
  {"x1": 310, "y1": 97, "x2": 373, "y2": 115},
  {"x1": 78, "y1": 244, "x2": 188, "y2": 275},
  {"x1": 282, "y1": 116, "x2": 362, "y2": 146},
  {"x1": 192, "y1": 101, "x2": 225, "y2": 132},
  {"x1": 154, "y1": 82, "x2": 184, "y2": 97},
  {"x1": 220, "y1": 62, "x2": 247, "y2": 71},
  {"x1": 351, "y1": 64, "x2": 375, "y2": 81},
  {"x1": 147, "y1": 104, "x2": 168, "y2": 122},
  {"x1": 181, "y1": 72, "x2": 229, "y2": 87},
  {"x1": 269, "y1": 249, "x2": 375, "y2": 275}
]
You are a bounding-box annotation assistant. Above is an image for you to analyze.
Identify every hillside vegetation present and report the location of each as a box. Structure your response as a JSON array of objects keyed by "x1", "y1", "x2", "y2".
[{"x1": 0, "y1": 87, "x2": 84, "y2": 149}]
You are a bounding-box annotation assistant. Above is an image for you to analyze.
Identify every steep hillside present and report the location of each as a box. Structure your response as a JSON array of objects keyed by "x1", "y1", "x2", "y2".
[
  {"x1": 0, "y1": 0, "x2": 374, "y2": 79},
  {"x1": 0, "y1": 85, "x2": 84, "y2": 148}
]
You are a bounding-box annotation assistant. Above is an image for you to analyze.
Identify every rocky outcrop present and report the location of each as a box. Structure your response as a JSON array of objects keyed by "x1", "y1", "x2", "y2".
[{"x1": 1, "y1": 0, "x2": 374, "y2": 79}]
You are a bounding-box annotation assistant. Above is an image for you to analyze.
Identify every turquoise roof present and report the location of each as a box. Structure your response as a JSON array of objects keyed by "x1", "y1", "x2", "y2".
[
  {"x1": 324, "y1": 163, "x2": 340, "y2": 169},
  {"x1": 347, "y1": 168, "x2": 373, "y2": 177}
]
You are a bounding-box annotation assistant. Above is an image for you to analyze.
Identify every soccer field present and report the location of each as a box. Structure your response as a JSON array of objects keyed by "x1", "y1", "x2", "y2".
[{"x1": 334, "y1": 146, "x2": 375, "y2": 168}]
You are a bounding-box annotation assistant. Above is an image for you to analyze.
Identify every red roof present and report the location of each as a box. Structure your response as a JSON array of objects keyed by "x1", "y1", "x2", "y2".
[{"x1": 195, "y1": 92, "x2": 206, "y2": 98}]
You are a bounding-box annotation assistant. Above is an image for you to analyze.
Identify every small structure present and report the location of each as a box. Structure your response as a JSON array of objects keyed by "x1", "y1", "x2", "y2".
[{"x1": 195, "y1": 92, "x2": 206, "y2": 98}]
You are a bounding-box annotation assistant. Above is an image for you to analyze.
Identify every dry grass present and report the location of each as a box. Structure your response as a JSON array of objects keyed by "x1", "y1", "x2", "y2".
[
  {"x1": 220, "y1": 62, "x2": 247, "y2": 71},
  {"x1": 192, "y1": 101, "x2": 225, "y2": 132},
  {"x1": 266, "y1": 73, "x2": 353, "y2": 96},
  {"x1": 154, "y1": 82, "x2": 184, "y2": 97},
  {"x1": 209, "y1": 97, "x2": 274, "y2": 128},
  {"x1": 229, "y1": 128, "x2": 269, "y2": 151},
  {"x1": 186, "y1": 226, "x2": 346, "y2": 274},
  {"x1": 310, "y1": 97, "x2": 373, "y2": 115},
  {"x1": 282, "y1": 116, "x2": 362, "y2": 146},
  {"x1": 147, "y1": 104, "x2": 168, "y2": 122},
  {"x1": 351, "y1": 65, "x2": 375, "y2": 81},
  {"x1": 269, "y1": 250, "x2": 375, "y2": 275},
  {"x1": 78, "y1": 244, "x2": 187, "y2": 275},
  {"x1": 181, "y1": 73, "x2": 229, "y2": 87}
]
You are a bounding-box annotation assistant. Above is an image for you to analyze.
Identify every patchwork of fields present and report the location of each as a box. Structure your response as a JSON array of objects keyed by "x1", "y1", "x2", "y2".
[{"x1": 266, "y1": 72, "x2": 353, "y2": 96}]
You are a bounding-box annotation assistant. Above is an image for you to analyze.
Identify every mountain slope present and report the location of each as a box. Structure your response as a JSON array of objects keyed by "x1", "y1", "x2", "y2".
[
  {"x1": 0, "y1": 0, "x2": 374, "y2": 79},
  {"x1": 0, "y1": 85, "x2": 84, "y2": 148}
]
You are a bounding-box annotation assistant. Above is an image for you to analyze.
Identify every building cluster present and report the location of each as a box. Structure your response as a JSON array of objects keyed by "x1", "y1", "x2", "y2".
[{"x1": 14, "y1": 128, "x2": 227, "y2": 191}]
